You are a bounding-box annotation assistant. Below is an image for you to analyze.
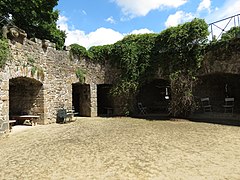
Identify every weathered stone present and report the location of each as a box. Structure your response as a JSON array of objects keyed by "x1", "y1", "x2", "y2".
[{"x1": 1, "y1": 29, "x2": 240, "y2": 133}]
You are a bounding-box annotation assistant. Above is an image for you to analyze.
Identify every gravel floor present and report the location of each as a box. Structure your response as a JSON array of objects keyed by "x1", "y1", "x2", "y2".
[{"x1": 0, "y1": 117, "x2": 240, "y2": 180}]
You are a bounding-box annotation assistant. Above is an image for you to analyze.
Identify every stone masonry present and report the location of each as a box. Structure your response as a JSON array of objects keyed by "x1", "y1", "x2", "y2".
[
  {"x1": 0, "y1": 33, "x2": 118, "y2": 134},
  {"x1": 1, "y1": 29, "x2": 240, "y2": 134}
]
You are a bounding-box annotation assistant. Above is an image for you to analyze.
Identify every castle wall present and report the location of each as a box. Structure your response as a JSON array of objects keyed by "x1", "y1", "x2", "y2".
[
  {"x1": 0, "y1": 37, "x2": 118, "y2": 133},
  {"x1": 1, "y1": 33, "x2": 240, "y2": 134}
]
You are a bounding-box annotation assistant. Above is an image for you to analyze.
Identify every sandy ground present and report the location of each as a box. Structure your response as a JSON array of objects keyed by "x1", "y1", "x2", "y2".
[{"x1": 0, "y1": 117, "x2": 240, "y2": 180}]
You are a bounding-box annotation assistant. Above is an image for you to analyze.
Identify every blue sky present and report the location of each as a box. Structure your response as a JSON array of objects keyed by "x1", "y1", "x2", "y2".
[{"x1": 56, "y1": 0, "x2": 240, "y2": 48}]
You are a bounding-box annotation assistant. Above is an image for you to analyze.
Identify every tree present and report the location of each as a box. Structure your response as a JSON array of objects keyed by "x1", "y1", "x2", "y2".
[{"x1": 0, "y1": 0, "x2": 66, "y2": 49}]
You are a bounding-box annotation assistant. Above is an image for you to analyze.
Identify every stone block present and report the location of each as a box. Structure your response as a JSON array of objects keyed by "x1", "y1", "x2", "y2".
[{"x1": 0, "y1": 96, "x2": 8, "y2": 101}]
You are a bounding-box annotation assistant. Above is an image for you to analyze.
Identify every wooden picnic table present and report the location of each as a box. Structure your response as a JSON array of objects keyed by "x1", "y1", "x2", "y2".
[{"x1": 11, "y1": 115, "x2": 40, "y2": 126}]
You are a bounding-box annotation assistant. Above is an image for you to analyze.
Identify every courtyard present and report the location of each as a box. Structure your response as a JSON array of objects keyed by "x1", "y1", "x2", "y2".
[{"x1": 0, "y1": 117, "x2": 240, "y2": 179}]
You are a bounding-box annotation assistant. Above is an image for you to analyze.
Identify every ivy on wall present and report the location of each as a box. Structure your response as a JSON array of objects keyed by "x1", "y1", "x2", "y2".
[
  {"x1": 69, "y1": 44, "x2": 89, "y2": 60},
  {"x1": 75, "y1": 68, "x2": 86, "y2": 84},
  {"x1": 154, "y1": 18, "x2": 209, "y2": 117},
  {"x1": 108, "y1": 18, "x2": 209, "y2": 116},
  {"x1": 0, "y1": 37, "x2": 10, "y2": 68},
  {"x1": 88, "y1": 45, "x2": 112, "y2": 64},
  {"x1": 70, "y1": 19, "x2": 240, "y2": 117}
]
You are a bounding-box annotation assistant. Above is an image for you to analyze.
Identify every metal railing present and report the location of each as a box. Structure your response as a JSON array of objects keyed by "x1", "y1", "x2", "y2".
[{"x1": 208, "y1": 13, "x2": 240, "y2": 41}]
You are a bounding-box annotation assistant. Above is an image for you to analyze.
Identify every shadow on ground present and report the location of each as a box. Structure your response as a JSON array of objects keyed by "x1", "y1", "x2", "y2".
[{"x1": 132, "y1": 112, "x2": 240, "y2": 127}]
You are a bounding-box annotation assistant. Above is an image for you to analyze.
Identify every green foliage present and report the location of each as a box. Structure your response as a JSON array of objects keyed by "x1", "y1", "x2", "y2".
[
  {"x1": 170, "y1": 72, "x2": 196, "y2": 117},
  {"x1": 0, "y1": 0, "x2": 66, "y2": 49},
  {"x1": 108, "y1": 33, "x2": 158, "y2": 114},
  {"x1": 0, "y1": 37, "x2": 9, "y2": 68},
  {"x1": 155, "y1": 18, "x2": 209, "y2": 75},
  {"x1": 70, "y1": 44, "x2": 89, "y2": 60},
  {"x1": 111, "y1": 34, "x2": 157, "y2": 89},
  {"x1": 88, "y1": 45, "x2": 112, "y2": 64},
  {"x1": 206, "y1": 27, "x2": 240, "y2": 62},
  {"x1": 31, "y1": 66, "x2": 37, "y2": 76},
  {"x1": 27, "y1": 55, "x2": 35, "y2": 65},
  {"x1": 75, "y1": 68, "x2": 86, "y2": 83},
  {"x1": 104, "y1": 18, "x2": 208, "y2": 116},
  {"x1": 154, "y1": 18, "x2": 209, "y2": 117},
  {"x1": 221, "y1": 26, "x2": 240, "y2": 41}
]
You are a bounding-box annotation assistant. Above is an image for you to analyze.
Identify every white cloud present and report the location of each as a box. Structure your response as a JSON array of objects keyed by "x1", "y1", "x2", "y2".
[
  {"x1": 57, "y1": 15, "x2": 69, "y2": 31},
  {"x1": 206, "y1": 0, "x2": 240, "y2": 23},
  {"x1": 129, "y1": 28, "x2": 154, "y2": 35},
  {"x1": 113, "y1": 0, "x2": 188, "y2": 18},
  {"x1": 105, "y1": 16, "x2": 116, "y2": 24},
  {"x1": 197, "y1": 0, "x2": 211, "y2": 12},
  {"x1": 204, "y1": 0, "x2": 240, "y2": 40},
  {"x1": 57, "y1": 15, "x2": 123, "y2": 49},
  {"x1": 57, "y1": 15, "x2": 154, "y2": 49},
  {"x1": 165, "y1": 11, "x2": 194, "y2": 27}
]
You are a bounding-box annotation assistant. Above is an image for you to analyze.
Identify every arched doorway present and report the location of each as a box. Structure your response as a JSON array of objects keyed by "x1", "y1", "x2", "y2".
[
  {"x1": 137, "y1": 79, "x2": 170, "y2": 114},
  {"x1": 9, "y1": 77, "x2": 44, "y2": 124},
  {"x1": 194, "y1": 73, "x2": 240, "y2": 113},
  {"x1": 72, "y1": 83, "x2": 91, "y2": 116},
  {"x1": 97, "y1": 84, "x2": 114, "y2": 116}
]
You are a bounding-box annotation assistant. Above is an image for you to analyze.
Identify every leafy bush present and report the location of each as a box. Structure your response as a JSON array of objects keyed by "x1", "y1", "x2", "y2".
[
  {"x1": 221, "y1": 27, "x2": 240, "y2": 41},
  {"x1": 70, "y1": 44, "x2": 89, "y2": 60},
  {"x1": 88, "y1": 45, "x2": 112, "y2": 64}
]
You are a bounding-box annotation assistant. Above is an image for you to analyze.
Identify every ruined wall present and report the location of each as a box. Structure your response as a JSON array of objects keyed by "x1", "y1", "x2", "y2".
[
  {"x1": 199, "y1": 39, "x2": 240, "y2": 75},
  {"x1": 194, "y1": 39, "x2": 240, "y2": 112},
  {"x1": 0, "y1": 36, "x2": 118, "y2": 133}
]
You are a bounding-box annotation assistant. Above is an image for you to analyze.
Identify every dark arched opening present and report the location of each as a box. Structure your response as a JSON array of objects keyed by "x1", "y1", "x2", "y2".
[
  {"x1": 9, "y1": 77, "x2": 44, "y2": 124},
  {"x1": 194, "y1": 73, "x2": 240, "y2": 113},
  {"x1": 97, "y1": 84, "x2": 114, "y2": 116},
  {"x1": 72, "y1": 83, "x2": 91, "y2": 116},
  {"x1": 137, "y1": 79, "x2": 170, "y2": 114}
]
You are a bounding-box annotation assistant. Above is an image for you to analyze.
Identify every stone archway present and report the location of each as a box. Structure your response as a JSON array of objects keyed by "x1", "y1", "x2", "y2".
[
  {"x1": 194, "y1": 73, "x2": 240, "y2": 113},
  {"x1": 137, "y1": 79, "x2": 170, "y2": 114},
  {"x1": 9, "y1": 77, "x2": 44, "y2": 124}
]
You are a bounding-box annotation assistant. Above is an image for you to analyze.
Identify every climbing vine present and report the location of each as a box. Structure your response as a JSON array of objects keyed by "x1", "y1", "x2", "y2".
[
  {"x1": 109, "y1": 33, "x2": 158, "y2": 114},
  {"x1": 0, "y1": 37, "x2": 10, "y2": 68},
  {"x1": 88, "y1": 45, "x2": 112, "y2": 64},
  {"x1": 75, "y1": 68, "x2": 86, "y2": 84},
  {"x1": 69, "y1": 18, "x2": 209, "y2": 116},
  {"x1": 154, "y1": 18, "x2": 209, "y2": 116},
  {"x1": 69, "y1": 44, "x2": 89, "y2": 60}
]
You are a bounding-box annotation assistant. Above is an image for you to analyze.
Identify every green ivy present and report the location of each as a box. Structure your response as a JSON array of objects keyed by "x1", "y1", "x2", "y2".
[
  {"x1": 0, "y1": 37, "x2": 10, "y2": 68},
  {"x1": 27, "y1": 55, "x2": 35, "y2": 65},
  {"x1": 31, "y1": 66, "x2": 37, "y2": 76},
  {"x1": 88, "y1": 45, "x2": 112, "y2": 64},
  {"x1": 68, "y1": 19, "x2": 210, "y2": 116},
  {"x1": 221, "y1": 26, "x2": 240, "y2": 41},
  {"x1": 75, "y1": 68, "x2": 86, "y2": 83},
  {"x1": 69, "y1": 44, "x2": 89, "y2": 60},
  {"x1": 154, "y1": 18, "x2": 209, "y2": 116}
]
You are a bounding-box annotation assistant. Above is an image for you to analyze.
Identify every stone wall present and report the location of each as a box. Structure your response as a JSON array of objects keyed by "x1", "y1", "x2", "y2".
[
  {"x1": 1, "y1": 33, "x2": 240, "y2": 134},
  {"x1": 199, "y1": 39, "x2": 240, "y2": 75},
  {"x1": 194, "y1": 39, "x2": 240, "y2": 112},
  {"x1": 0, "y1": 36, "x2": 118, "y2": 133}
]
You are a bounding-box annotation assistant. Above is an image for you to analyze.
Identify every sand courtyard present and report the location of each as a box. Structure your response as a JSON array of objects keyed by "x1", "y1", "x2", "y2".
[{"x1": 0, "y1": 117, "x2": 240, "y2": 179}]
